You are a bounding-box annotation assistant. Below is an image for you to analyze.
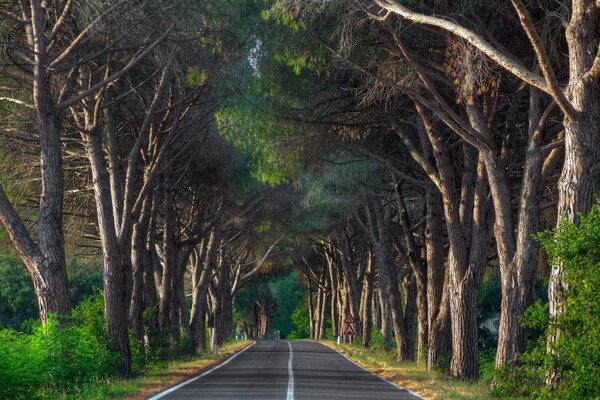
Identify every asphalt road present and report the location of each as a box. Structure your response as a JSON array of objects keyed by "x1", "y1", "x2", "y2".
[{"x1": 149, "y1": 340, "x2": 425, "y2": 400}]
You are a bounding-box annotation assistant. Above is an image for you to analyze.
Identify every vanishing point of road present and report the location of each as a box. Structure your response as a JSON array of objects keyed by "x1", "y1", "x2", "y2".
[{"x1": 148, "y1": 340, "x2": 425, "y2": 400}]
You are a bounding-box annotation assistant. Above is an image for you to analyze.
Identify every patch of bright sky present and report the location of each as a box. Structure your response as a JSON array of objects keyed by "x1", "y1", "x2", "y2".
[{"x1": 248, "y1": 37, "x2": 262, "y2": 76}]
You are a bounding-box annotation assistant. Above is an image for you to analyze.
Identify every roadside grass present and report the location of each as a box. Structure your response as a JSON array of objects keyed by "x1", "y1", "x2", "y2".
[
  {"x1": 320, "y1": 341, "x2": 492, "y2": 400},
  {"x1": 49, "y1": 340, "x2": 252, "y2": 400}
]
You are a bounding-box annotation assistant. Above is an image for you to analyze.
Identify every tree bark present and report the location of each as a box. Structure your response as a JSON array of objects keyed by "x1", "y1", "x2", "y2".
[
  {"x1": 548, "y1": 1, "x2": 600, "y2": 386},
  {"x1": 338, "y1": 231, "x2": 362, "y2": 336},
  {"x1": 425, "y1": 186, "x2": 451, "y2": 370},
  {"x1": 360, "y1": 249, "x2": 374, "y2": 346},
  {"x1": 81, "y1": 127, "x2": 132, "y2": 377},
  {"x1": 190, "y1": 222, "x2": 221, "y2": 353}
]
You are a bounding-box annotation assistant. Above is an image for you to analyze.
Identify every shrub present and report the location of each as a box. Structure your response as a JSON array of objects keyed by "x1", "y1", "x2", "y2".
[
  {"x1": 288, "y1": 301, "x2": 310, "y2": 339},
  {"x1": 491, "y1": 202, "x2": 600, "y2": 399},
  {"x1": 0, "y1": 294, "x2": 118, "y2": 399}
]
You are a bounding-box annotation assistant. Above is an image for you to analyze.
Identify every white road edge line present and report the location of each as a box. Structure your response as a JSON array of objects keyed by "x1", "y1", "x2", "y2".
[
  {"x1": 330, "y1": 345, "x2": 429, "y2": 400},
  {"x1": 147, "y1": 341, "x2": 256, "y2": 400},
  {"x1": 286, "y1": 341, "x2": 295, "y2": 400}
]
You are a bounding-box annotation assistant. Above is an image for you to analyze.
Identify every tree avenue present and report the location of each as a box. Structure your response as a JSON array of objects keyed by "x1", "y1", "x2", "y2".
[{"x1": 0, "y1": 0, "x2": 598, "y2": 399}]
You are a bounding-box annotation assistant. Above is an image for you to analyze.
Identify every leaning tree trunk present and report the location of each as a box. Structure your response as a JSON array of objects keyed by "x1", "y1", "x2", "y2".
[{"x1": 0, "y1": 185, "x2": 71, "y2": 324}]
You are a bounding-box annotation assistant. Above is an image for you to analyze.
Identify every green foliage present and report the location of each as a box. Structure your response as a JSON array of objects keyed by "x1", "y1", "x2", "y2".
[
  {"x1": 217, "y1": 101, "x2": 300, "y2": 185},
  {"x1": 268, "y1": 273, "x2": 305, "y2": 337},
  {"x1": 490, "y1": 202, "x2": 600, "y2": 399},
  {"x1": 478, "y1": 270, "x2": 501, "y2": 351},
  {"x1": 288, "y1": 299, "x2": 311, "y2": 339},
  {"x1": 296, "y1": 155, "x2": 387, "y2": 233},
  {"x1": 0, "y1": 257, "x2": 103, "y2": 332},
  {"x1": 0, "y1": 295, "x2": 119, "y2": 400},
  {"x1": 0, "y1": 256, "x2": 37, "y2": 330},
  {"x1": 68, "y1": 259, "x2": 103, "y2": 306},
  {"x1": 183, "y1": 66, "x2": 208, "y2": 88}
]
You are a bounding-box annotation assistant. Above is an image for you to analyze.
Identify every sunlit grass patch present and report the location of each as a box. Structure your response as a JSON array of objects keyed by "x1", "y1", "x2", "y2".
[
  {"x1": 52, "y1": 340, "x2": 252, "y2": 400},
  {"x1": 320, "y1": 341, "x2": 491, "y2": 400}
]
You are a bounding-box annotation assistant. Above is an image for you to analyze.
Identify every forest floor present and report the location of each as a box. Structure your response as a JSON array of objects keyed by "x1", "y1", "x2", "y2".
[
  {"x1": 320, "y1": 340, "x2": 492, "y2": 400},
  {"x1": 55, "y1": 340, "x2": 252, "y2": 400}
]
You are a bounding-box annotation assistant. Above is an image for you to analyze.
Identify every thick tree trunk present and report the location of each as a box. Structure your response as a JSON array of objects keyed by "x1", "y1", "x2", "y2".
[
  {"x1": 449, "y1": 264, "x2": 481, "y2": 380},
  {"x1": 425, "y1": 185, "x2": 451, "y2": 369},
  {"x1": 428, "y1": 277, "x2": 451, "y2": 370},
  {"x1": 82, "y1": 129, "x2": 132, "y2": 377},
  {"x1": 495, "y1": 89, "x2": 545, "y2": 366},
  {"x1": 373, "y1": 204, "x2": 409, "y2": 360},
  {"x1": 0, "y1": 185, "x2": 71, "y2": 323},
  {"x1": 547, "y1": 3, "x2": 600, "y2": 386},
  {"x1": 428, "y1": 127, "x2": 491, "y2": 379}
]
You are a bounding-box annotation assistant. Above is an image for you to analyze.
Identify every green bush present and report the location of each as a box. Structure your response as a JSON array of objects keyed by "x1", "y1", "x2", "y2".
[
  {"x1": 491, "y1": 202, "x2": 600, "y2": 399},
  {"x1": 288, "y1": 300, "x2": 310, "y2": 339},
  {"x1": 0, "y1": 257, "x2": 37, "y2": 330},
  {"x1": 0, "y1": 294, "x2": 119, "y2": 399}
]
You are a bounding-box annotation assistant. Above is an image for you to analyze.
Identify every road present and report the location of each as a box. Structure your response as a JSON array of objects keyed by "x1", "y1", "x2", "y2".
[{"x1": 149, "y1": 340, "x2": 425, "y2": 400}]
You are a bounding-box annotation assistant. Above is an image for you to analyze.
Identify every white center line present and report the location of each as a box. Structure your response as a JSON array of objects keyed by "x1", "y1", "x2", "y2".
[
  {"x1": 286, "y1": 341, "x2": 294, "y2": 400},
  {"x1": 147, "y1": 342, "x2": 256, "y2": 400}
]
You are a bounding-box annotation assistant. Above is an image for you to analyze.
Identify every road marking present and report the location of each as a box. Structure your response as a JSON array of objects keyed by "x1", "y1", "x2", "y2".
[
  {"x1": 329, "y1": 345, "x2": 429, "y2": 400},
  {"x1": 147, "y1": 342, "x2": 256, "y2": 400},
  {"x1": 286, "y1": 341, "x2": 294, "y2": 400}
]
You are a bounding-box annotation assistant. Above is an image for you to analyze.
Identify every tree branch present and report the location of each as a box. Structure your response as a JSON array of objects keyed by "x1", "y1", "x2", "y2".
[{"x1": 372, "y1": 0, "x2": 549, "y2": 91}]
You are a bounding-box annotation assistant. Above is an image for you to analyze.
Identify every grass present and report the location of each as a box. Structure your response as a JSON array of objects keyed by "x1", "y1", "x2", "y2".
[
  {"x1": 50, "y1": 340, "x2": 252, "y2": 400},
  {"x1": 320, "y1": 341, "x2": 492, "y2": 400}
]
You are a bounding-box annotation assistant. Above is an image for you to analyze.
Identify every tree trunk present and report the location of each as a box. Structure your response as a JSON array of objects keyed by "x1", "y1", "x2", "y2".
[
  {"x1": 0, "y1": 185, "x2": 71, "y2": 324},
  {"x1": 361, "y1": 249, "x2": 374, "y2": 346},
  {"x1": 373, "y1": 203, "x2": 409, "y2": 360},
  {"x1": 421, "y1": 106, "x2": 492, "y2": 380},
  {"x1": 130, "y1": 194, "x2": 153, "y2": 346},
  {"x1": 82, "y1": 128, "x2": 132, "y2": 377},
  {"x1": 338, "y1": 231, "x2": 362, "y2": 336},
  {"x1": 394, "y1": 182, "x2": 428, "y2": 360},
  {"x1": 547, "y1": 3, "x2": 600, "y2": 386},
  {"x1": 318, "y1": 279, "x2": 328, "y2": 339},
  {"x1": 403, "y1": 274, "x2": 418, "y2": 360},
  {"x1": 327, "y1": 251, "x2": 340, "y2": 338},
  {"x1": 307, "y1": 279, "x2": 315, "y2": 339},
  {"x1": 425, "y1": 186, "x2": 451, "y2": 370},
  {"x1": 190, "y1": 223, "x2": 221, "y2": 353},
  {"x1": 495, "y1": 88, "x2": 545, "y2": 366},
  {"x1": 159, "y1": 166, "x2": 178, "y2": 347}
]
